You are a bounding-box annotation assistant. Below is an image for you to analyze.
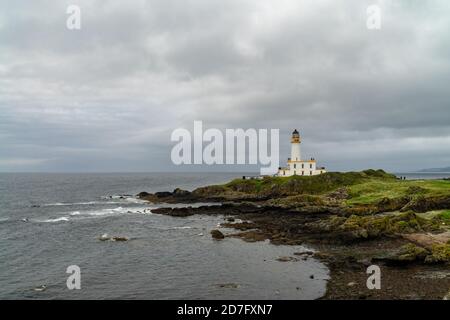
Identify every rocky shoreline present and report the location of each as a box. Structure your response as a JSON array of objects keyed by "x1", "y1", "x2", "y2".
[{"x1": 138, "y1": 170, "x2": 450, "y2": 299}]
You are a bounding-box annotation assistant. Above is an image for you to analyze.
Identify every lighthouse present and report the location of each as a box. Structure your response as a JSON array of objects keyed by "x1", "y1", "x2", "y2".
[
  {"x1": 291, "y1": 129, "x2": 301, "y2": 161},
  {"x1": 277, "y1": 129, "x2": 326, "y2": 177}
]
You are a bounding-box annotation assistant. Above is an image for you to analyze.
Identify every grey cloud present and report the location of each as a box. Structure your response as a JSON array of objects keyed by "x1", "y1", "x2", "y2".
[{"x1": 0, "y1": 0, "x2": 450, "y2": 172}]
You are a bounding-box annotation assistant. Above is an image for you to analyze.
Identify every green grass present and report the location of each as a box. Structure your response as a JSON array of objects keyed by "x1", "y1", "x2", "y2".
[
  {"x1": 224, "y1": 169, "x2": 398, "y2": 195},
  {"x1": 441, "y1": 210, "x2": 450, "y2": 220},
  {"x1": 346, "y1": 179, "x2": 450, "y2": 205}
]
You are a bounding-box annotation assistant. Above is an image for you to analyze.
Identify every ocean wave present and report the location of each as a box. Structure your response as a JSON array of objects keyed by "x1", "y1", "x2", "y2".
[
  {"x1": 42, "y1": 196, "x2": 146, "y2": 207},
  {"x1": 68, "y1": 206, "x2": 153, "y2": 217},
  {"x1": 38, "y1": 217, "x2": 70, "y2": 223},
  {"x1": 0, "y1": 217, "x2": 10, "y2": 224},
  {"x1": 42, "y1": 201, "x2": 123, "y2": 207}
]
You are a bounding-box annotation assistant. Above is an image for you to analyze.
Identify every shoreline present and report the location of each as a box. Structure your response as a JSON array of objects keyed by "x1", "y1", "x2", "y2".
[
  {"x1": 149, "y1": 204, "x2": 450, "y2": 299},
  {"x1": 139, "y1": 170, "x2": 450, "y2": 300}
]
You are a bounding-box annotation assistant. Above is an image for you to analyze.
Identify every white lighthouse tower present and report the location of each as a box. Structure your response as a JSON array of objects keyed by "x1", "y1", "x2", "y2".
[
  {"x1": 277, "y1": 129, "x2": 326, "y2": 177},
  {"x1": 291, "y1": 129, "x2": 301, "y2": 161}
]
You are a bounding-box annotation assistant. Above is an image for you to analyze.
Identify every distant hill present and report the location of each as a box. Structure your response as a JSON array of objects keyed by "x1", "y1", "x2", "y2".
[{"x1": 419, "y1": 167, "x2": 450, "y2": 173}]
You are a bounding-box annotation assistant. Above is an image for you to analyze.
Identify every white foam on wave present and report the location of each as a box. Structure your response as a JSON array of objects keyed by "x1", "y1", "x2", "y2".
[
  {"x1": 69, "y1": 206, "x2": 153, "y2": 217},
  {"x1": 43, "y1": 196, "x2": 146, "y2": 207},
  {"x1": 43, "y1": 201, "x2": 123, "y2": 207},
  {"x1": 38, "y1": 217, "x2": 70, "y2": 223}
]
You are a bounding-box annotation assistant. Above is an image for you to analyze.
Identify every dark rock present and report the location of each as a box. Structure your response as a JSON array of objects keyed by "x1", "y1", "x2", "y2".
[
  {"x1": 401, "y1": 195, "x2": 450, "y2": 213},
  {"x1": 155, "y1": 191, "x2": 173, "y2": 198},
  {"x1": 173, "y1": 188, "x2": 190, "y2": 197},
  {"x1": 211, "y1": 229, "x2": 225, "y2": 240},
  {"x1": 294, "y1": 251, "x2": 314, "y2": 256},
  {"x1": 373, "y1": 243, "x2": 429, "y2": 265},
  {"x1": 151, "y1": 207, "x2": 195, "y2": 217},
  {"x1": 111, "y1": 236, "x2": 128, "y2": 242},
  {"x1": 137, "y1": 191, "x2": 150, "y2": 198},
  {"x1": 217, "y1": 283, "x2": 239, "y2": 289},
  {"x1": 276, "y1": 256, "x2": 298, "y2": 262}
]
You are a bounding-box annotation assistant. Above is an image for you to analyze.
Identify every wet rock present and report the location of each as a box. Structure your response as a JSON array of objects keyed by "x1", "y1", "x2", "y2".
[
  {"x1": 217, "y1": 283, "x2": 239, "y2": 289},
  {"x1": 293, "y1": 251, "x2": 314, "y2": 256},
  {"x1": 111, "y1": 236, "x2": 128, "y2": 242},
  {"x1": 211, "y1": 229, "x2": 225, "y2": 240},
  {"x1": 232, "y1": 230, "x2": 267, "y2": 243},
  {"x1": 221, "y1": 221, "x2": 256, "y2": 231},
  {"x1": 151, "y1": 207, "x2": 196, "y2": 217},
  {"x1": 373, "y1": 243, "x2": 429, "y2": 265},
  {"x1": 34, "y1": 285, "x2": 46, "y2": 292},
  {"x1": 155, "y1": 191, "x2": 173, "y2": 198},
  {"x1": 173, "y1": 188, "x2": 190, "y2": 197},
  {"x1": 137, "y1": 191, "x2": 150, "y2": 198},
  {"x1": 99, "y1": 234, "x2": 128, "y2": 242},
  {"x1": 276, "y1": 256, "x2": 298, "y2": 262},
  {"x1": 98, "y1": 233, "x2": 110, "y2": 241}
]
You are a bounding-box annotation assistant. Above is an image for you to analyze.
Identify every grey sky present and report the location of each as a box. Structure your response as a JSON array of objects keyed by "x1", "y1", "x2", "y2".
[{"x1": 1, "y1": 0, "x2": 449, "y2": 172}]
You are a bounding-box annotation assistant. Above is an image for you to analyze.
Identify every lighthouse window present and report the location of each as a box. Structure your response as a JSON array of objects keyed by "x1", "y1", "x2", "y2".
[
  {"x1": 310, "y1": 171, "x2": 312, "y2": 176},
  {"x1": 302, "y1": 164, "x2": 304, "y2": 169},
  {"x1": 293, "y1": 164, "x2": 296, "y2": 169},
  {"x1": 310, "y1": 164, "x2": 312, "y2": 169}
]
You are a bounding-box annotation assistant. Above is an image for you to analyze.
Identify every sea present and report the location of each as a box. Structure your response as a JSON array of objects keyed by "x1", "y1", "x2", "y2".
[{"x1": 0, "y1": 172, "x2": 330, "y2": 300}]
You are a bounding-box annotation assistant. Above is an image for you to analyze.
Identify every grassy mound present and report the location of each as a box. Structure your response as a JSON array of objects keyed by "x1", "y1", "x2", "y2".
[{"x1": 222, "y1": 169, "x2": 396, "y2": 197}]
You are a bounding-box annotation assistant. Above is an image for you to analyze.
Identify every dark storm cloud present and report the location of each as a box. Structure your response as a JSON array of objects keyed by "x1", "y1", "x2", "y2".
[{"x1": 0, "y1": 0, "x2": 449, "y2": 172}]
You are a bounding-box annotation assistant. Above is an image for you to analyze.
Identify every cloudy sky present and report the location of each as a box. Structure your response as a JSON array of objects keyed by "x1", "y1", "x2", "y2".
[{"x1": 1, "y1": 0, "x2": 449, "y2": 172}]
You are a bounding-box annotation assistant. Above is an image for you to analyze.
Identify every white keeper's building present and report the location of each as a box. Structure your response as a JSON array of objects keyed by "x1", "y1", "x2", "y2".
[{"x1": 277, "y1": 129, "x2": 326, "y2": 177}]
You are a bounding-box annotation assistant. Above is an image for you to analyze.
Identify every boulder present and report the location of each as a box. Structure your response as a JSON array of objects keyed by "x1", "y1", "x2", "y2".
[
  {"x1": 98, "y1": 233, "x2": 110, "y2": 241},
  {"x1": 211, "y1": 229, "x2": 225, "y2": 240},
  {"x1": 173, "y1": 188, "x2": 190, "y2": 197},
  {"x1": 276, "y1": 256, "x2": 298, "y2": 262},
  {"x1": 111, "y1": 236, "x2": 129, "y2": 242},
  {"x1": 155, "y1": 191, "x2": 173, "y2": 198},
  {"x1": 137, "y1": 191, "x2": 150, "y2": 198}
]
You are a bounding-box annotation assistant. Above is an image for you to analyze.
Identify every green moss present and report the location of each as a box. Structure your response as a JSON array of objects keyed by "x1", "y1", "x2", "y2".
[
  {"x1": 396, "y1": 243, "x2": 429, "y2": 262},
  {"x1": 325, "y1": 211, "x2": 442, "y2": 240},
  {"x1": 424, "y1": 244, "x2": 450, "y2": 264}
]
